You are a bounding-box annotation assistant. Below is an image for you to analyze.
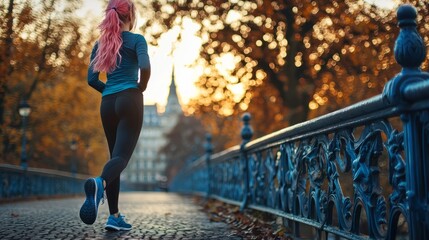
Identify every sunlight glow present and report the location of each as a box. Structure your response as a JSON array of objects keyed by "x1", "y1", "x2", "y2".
[
  {"x1": 365, "y1": 0, "x2": 397, "y2": 9},
  {"x1": 74, "y1": 0, "x2": 397, "y2": 112}
]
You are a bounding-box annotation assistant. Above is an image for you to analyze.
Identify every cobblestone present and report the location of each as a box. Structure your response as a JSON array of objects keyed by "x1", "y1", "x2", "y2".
[{"x1": 0, "y1": 192, "x2": 242, "y2": 239}]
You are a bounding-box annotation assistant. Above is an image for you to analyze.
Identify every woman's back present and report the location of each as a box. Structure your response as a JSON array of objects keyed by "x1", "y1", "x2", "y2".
[{"x1": 88, "y1": 31, "x2": 149, "y2": 97}]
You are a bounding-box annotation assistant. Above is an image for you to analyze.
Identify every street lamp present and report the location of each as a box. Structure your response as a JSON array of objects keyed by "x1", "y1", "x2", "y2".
[
  {"x1": 70, "y1": 139, "x2": 77, "y2": 177},
  {"x1": 18, "y1": 99, "x2": 31, "y2": 170}
]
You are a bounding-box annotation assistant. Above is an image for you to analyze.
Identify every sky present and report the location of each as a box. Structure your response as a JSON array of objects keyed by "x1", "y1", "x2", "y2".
[{"x1": 76, "y1": 0, "x2": 397, "y2": 111}]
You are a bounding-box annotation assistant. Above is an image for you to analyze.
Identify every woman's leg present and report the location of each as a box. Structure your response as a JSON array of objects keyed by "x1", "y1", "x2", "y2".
[
  {"x1": 100, "y1": 96, "x2": 121, "y2": 214},
  {"x1": 105, "y1": 177, "x2": 120, "y2": 214},
  {"x1": 80, "y1": 96, "x2": 118, "y2": 225},
  {"x1": 100, "y1": 90, "x2": 143, "y2": 215}
]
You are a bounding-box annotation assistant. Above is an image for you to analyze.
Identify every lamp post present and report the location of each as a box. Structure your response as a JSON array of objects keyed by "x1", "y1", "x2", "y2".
[
  {"x1": 18, "y1": 99, "x2": 31, "y2": 170},
  {"x1": 70, "y1": 139, "x2": 77, "y2": 177}
]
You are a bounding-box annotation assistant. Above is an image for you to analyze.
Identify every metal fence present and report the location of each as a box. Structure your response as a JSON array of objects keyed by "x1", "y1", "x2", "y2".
[
  {"x1": 170, "y1": 4, "x2": 429, "y2": 239},
  {"x1": 0, "y1": 164, "x2": 87, "y2": 202}
]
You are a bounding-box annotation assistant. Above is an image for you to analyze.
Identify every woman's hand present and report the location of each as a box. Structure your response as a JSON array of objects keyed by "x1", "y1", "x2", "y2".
[
  {"x1": 138, "y1": 66, "x2": 151, "y2": 93},
  {"x1": 138, "y1": 83, "x2": 147, "y2": 92}
]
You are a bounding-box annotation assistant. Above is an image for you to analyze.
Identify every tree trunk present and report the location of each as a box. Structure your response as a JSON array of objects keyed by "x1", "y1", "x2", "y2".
[{"x1": 0, "y1": 0, "x2": 15, "y2": 157}]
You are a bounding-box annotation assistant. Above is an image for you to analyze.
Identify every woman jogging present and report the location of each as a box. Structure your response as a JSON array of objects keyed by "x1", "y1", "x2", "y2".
[{"x1": 79, "y1": 0, "x2": 150, "y2": 231}]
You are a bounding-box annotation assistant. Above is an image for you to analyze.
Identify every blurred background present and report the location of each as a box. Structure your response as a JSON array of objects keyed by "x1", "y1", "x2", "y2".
[{"x1": 0, "y1": 0, "x2": 428, "y2": 190}]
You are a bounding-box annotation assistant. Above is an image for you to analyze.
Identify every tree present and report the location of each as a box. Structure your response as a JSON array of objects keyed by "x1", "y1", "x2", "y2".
[
  {"x1": 0, "y1": 0, "x2": 108, "y2": 174},
  {"x1": 141, "y1": 0, "x2": 428, "y2": 148},
  {"x1": 160, "y1": 114, "x2": 207, "y2": 182}
]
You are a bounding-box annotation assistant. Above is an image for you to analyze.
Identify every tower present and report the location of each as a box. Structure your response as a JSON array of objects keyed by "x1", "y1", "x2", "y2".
[
  {"x1": 164, "y1": 66, "x2": 182, "y2": 117},
  {"x1": 162, "y1": 66, "x2": 183, "y2": 130}
]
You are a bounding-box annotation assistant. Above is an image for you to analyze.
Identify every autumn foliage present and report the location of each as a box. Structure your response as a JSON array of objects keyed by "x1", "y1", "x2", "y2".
[
  {"x1": 0, "y1": 0, "x2": 107, "y2": 174},
  {"x1": 141, "y1": 0, "x2": 429, "y2": 150},
  {"x1": 194, "y1": 196, "x2": 292, "y2": 239}
]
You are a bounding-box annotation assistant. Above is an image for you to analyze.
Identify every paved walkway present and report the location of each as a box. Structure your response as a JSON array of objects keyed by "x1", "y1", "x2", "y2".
[{"x1": 0, "y1": 192, "x2": 241, "y2": 240}]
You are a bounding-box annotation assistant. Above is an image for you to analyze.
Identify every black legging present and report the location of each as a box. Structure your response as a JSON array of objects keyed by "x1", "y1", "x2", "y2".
[{"x1": 99, "y1": 88, "x2": 143, "y2": 215}]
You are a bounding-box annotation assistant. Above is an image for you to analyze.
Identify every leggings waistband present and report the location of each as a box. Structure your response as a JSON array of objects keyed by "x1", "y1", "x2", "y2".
[{"x1": 102, "y1": 88, "x2": 141, "y2": 100}]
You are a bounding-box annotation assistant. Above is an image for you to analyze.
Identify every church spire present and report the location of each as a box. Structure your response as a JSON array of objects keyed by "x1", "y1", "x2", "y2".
[
  {"x1": 165, "y1": 65, "x2": 182, "y2": 115},
  {"x1": 169, "y1": 65, "x2": 177, "y2": 96}
]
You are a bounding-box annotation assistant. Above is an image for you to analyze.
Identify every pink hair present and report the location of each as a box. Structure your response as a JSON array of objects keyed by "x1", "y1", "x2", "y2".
[{"x1": 91, "y1": 0, "x2": 136, "y2": 73}]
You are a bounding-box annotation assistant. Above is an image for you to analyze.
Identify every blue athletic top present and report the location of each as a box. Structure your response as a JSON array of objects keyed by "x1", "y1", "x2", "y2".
[{"x1": 87, "y1": 31, "x2": 150, "y2": 97}]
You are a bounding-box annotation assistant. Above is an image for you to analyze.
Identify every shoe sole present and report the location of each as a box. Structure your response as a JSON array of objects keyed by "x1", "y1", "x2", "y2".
[
  {"x1": 105, "y1": 224, "x2": 132, "y2": 231},
  {"x1": 79, "y1": 178, "x2": 98, "y2": 225}
]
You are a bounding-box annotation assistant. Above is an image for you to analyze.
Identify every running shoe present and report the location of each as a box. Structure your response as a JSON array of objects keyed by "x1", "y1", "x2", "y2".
[
  {"x1": 105, "y1": 213, "x2": 132, "y2": 231},
  {"x1": 79, "y1": 177, "x2": 105, "y2": 224}
]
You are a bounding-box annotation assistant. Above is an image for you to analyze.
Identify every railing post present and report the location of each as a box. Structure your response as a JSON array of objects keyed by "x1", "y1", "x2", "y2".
[
  {"x1": 240, "y1": 113, "x2": 253, "y2": 210},
  {"x1": 383, "y1": 4, "x2": 429, "y2": 239},
  {"x1": 204, "y1": 133, "x2": 213, "y2": 197}
]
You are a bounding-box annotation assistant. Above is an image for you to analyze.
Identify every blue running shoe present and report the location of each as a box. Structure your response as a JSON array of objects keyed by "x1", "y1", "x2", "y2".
[
  {"x1": 105, "y1": 213, "x2": 132, "y2": 231},
  {"x1": 79, "y1": 177, "x2": 105, "y2": 225}
]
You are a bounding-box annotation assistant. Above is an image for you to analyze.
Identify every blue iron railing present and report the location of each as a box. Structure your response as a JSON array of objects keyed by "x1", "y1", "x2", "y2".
[
  {"x1": 170, "y1": 4, "x2": 429, "y2": 239},
  {"x1": 0, "y1": 164, "x2": 88, "y2": 202}
]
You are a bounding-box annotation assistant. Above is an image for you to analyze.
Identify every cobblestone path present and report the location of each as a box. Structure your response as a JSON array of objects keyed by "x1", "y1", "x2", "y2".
[{"x1": 0, "y1": 192, "x2": 242, "y2": 239}]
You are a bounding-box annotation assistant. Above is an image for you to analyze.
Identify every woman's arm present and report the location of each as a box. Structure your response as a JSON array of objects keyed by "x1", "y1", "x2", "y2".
[
  {"x1": 138, "y1": 66, "x2": 151, "y2": 92},
  {"x1": 136, "y1": 35, "x2": 151, "y2": 92},
  {"x1": 87, "y1": 43, "x2": 106, "y2": 93}
]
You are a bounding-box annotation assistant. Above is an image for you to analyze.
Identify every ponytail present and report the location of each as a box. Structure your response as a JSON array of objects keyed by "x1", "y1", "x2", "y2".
[{"x1": 91, "y1": 0, "x2": 136, "y2": 73}]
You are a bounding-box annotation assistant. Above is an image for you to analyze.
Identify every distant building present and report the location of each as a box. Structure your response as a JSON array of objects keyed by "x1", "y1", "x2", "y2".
[{"x1": 122, "y1": 68, "x2": 182, "y2": 190}]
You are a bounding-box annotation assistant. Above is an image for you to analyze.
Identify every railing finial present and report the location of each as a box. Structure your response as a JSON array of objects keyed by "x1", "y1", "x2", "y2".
[
  {"x1": 394, "y1": 4, "x2": 426, "y2": 70},
  {"x1": 383, "y1": 4, "x2": 429, "y2": 104},
  {"x1": 204, "y1": 133, "x2": 213, "y2": 155},
  {"x1": 241, "y1": 113, "x2": 253, "y2": 148}
]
